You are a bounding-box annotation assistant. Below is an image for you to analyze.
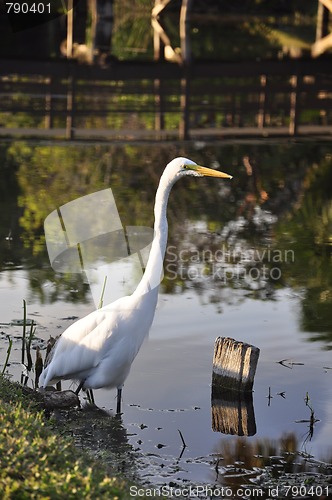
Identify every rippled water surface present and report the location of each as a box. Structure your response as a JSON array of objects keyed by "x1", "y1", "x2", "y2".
[{"x1": 1, "y1": 141, "x2": 332, "y2": 493}]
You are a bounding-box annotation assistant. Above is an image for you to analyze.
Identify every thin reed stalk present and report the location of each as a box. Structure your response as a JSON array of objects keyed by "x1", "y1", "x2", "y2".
[
  {"x1": 26, "y1": 320, "x2": 35, "y2": 372},
  {"x1": 98, "y1": 276, "x2": 108, "y2": 309},
  {"x1": 1, "y1": 335, "x2": 13, "y2": 376},
  {"x1": 21, "y1": 299, "x2": 27, "y2": 365}
]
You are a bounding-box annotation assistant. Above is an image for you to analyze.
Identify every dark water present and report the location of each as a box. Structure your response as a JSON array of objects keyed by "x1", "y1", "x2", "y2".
[{"x1": 1, "y1": 140, "x2": 332, "y2": 494}]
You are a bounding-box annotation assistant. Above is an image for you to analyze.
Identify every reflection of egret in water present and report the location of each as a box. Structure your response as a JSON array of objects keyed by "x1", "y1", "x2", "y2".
[{"x1": 39, "y1": 158, "x2": 232, "y2": 412}]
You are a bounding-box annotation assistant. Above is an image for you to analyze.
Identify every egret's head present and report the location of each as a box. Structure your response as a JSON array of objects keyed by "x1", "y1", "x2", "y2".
[{"x1": 166, "y1": 157, "x2": 233, "y2": 182}]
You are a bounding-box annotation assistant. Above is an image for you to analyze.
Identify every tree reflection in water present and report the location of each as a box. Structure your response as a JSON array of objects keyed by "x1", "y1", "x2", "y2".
[{"x1": 212, "y1": 432, "x2": 332, "y2": 494}]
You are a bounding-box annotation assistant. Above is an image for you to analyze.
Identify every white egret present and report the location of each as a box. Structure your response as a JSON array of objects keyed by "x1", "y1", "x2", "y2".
[{"x1": 39, "y1": 157, "x2": 232, "y2": 412}]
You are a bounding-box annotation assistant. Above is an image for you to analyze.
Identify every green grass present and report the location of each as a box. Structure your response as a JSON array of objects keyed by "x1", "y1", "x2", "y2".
[{"x1": 0, "y1": 376, "x2": 130, "y2": 499}]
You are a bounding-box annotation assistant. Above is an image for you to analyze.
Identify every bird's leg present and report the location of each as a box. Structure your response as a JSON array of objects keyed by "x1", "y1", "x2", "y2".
[
  {"x1": 87, "y1": 389, "x2": 95, "y2": 405},
  {"x1": 75, "y1": 380, "x2": 85, "y2": 395},
  {"x1": 116, "y1": 387, "x2": 122, "y2": 414}
]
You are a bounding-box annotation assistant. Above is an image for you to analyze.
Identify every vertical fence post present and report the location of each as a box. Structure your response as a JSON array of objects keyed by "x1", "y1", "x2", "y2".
[
  {"x1": 66, "y1": 0, "x2": 73, "y2": 59},
  {"x1": 289, "y1": 74, "x2": 300, "y2": 136},
  {"x1": 312, "y1": 0, "x2": 331, "y2": 57},
  {"x1": 179, "y1": 75, "x2": 190, "y2": 140},
  {"x1": 316, "y1": 0, "x2": 330, "y2": 41},
  {"x1": 45, "y1": 76, "x2": 53, "y2": 130},
  {"x1": 180, "y1": 0, "x2": 193, "y2": 66},
  {"x1": 257, "y1": 74, "x2": 267, "y2": 129},
  {"x1": 154, "y1": 79, "x2": 165, "y2": 139},
  {"x1": 66, "y1": 73, "x2": 75, "y2": 140}
]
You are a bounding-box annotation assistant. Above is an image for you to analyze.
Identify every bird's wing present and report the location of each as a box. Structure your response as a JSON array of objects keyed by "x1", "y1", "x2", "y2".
[
  {"x1": 60, "y1": 308, "x2": 108, "y2": 343},
  {"x1": 49, "y1": 295, "x2": 130, "y2": 357},
  {"x1": 40, "y1": 296, "x2": 134, "y2": 385},
  {"x1": 40, "y1": 311, "x2": 119, "y2": 385}
]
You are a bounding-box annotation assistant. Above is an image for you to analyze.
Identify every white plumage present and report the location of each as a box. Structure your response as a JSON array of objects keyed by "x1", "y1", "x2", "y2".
[{"x1": 39, "y1": 157, "x2": 232, "y2": 411}]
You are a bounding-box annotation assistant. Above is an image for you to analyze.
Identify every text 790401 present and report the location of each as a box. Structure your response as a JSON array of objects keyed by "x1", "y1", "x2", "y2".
[{"x1": 6, "y1": 3, "x2": 51, "y2": 14}]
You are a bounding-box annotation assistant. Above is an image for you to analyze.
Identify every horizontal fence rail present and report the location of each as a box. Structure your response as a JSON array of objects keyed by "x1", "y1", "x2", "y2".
[{"x1": 0, "y1": 58, "x2": 332, "y2": 141}]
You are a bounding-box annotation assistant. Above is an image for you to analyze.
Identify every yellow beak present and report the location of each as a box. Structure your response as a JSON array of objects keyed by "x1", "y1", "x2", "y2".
[{"x1": 195, "y1": 165, "x2": 233, "y2": 179}]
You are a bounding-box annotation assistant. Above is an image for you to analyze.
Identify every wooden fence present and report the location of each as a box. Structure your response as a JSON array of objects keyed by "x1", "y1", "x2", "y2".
[{"x1": 0, "y1": 58, "x2": 332, "y2": 141}]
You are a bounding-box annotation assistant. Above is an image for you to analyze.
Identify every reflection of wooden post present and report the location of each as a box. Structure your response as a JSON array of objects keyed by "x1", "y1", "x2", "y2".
[
  {"x1": 211, "y1": 390, "x2": 256, "y2": 436},
  {"x1": 212, "y1": 337, "x2": 260, "y2": 392}
]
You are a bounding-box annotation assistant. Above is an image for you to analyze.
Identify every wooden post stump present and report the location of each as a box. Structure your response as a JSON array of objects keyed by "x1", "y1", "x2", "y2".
[{"x1": 212, "y1": 337, "x2": 260, "y2": 393}]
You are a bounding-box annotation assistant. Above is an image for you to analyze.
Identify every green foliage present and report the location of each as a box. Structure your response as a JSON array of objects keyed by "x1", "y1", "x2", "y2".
[
  {"x1": 275, "y1": 153, "x2": 332, "y2": 344},
  {"x1": 113, "y1": 0, "x2": 152, "y2": 60},
  {"x1": 0, "y1": 378, "x2": 128, "y2": 499}
]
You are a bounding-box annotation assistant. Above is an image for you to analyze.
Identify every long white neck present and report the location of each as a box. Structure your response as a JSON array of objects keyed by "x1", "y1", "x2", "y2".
[{"x1": 133, "y1": 170, "x2": 175, "y2": 297}]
